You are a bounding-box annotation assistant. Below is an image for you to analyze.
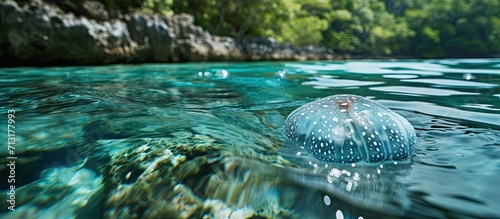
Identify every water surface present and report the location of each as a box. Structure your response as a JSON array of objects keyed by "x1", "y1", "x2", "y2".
[{"x1": 1, "y1": 59, "x2": 499, "y2": 218}]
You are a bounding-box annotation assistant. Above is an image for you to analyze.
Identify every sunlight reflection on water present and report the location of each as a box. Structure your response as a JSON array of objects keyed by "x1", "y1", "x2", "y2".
[{"x1": 0, "y1": 59, "x2": 499, "y2": 218}]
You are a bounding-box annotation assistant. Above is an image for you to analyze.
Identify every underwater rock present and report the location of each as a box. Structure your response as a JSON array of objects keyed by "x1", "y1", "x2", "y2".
[
  {"x1": 285, "y1": 94, "x2": 416, "y2": 164},
  {"x1": 0, "y1": 167, "x2": 103, "y2": 218},
  {"x1": 104, "y1": 134, "x2": 298, "y2": 219}
]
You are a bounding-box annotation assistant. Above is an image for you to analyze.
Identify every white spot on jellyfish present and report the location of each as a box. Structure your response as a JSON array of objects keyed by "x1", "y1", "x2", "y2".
[
  {"x1": 336, "y1": 210, "x2": 344, "y2": 219},
  {"x1": 324, "y1": 195, "x2": 331, "y2": 206}
]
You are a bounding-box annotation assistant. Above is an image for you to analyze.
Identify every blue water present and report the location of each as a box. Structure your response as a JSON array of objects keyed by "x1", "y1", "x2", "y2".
[{"x1": 1, "y1": 59, "x2": 499, "y2": 218}]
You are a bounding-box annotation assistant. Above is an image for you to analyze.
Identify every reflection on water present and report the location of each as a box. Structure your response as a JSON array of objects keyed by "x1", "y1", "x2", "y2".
[
  {"x1": 0, "y1": 59, "x2": 499, "y2": 218},
  {"x1": 401, "y1": 78, "x2": 497, "y2": 88},
  {"x1": 371, "y1": 86, "x2": 478, "y2": 96}
]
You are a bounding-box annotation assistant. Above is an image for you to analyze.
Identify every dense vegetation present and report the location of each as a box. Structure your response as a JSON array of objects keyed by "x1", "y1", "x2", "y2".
[{"x1": 97, "y1": 0, "x2": 499, "y2": 58}]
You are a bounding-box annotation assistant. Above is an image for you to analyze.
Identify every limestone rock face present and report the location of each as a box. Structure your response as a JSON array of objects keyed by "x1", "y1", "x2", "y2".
[
  {"x1": 237, "y1": 37, "x2": 336, "y2": 61},
  {"x1": 81, "y1": 0, "x2": 109, "y2": 21},
  {"x1": 0, "y1": 0, "x2": 336, "y2": 65},
  {"x1": 0, "y1": 0, "x2": 143, "y2": 64},
  {"x1": 125, "y1": 13, "x2": 174, "y2": 62},
  {"x1": 164, "y1": 14, "x2": 244, "y2": 61}
]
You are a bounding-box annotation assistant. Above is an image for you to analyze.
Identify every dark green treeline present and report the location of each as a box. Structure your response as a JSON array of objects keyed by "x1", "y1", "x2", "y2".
[{"x1": 94, "y1": 0, "x2": 500, "y2": 58}]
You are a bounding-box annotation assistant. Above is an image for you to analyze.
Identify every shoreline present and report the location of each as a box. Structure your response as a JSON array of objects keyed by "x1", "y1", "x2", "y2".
[
  {"x1": 2, "y1": 55, "x2": 499, "y2": 68},
  {"x1": 1, "y1": 0, "x2": 339, "y2": 66},
  {"x1": 1, "y1": 0, "x2": 498, "y2": 68}
]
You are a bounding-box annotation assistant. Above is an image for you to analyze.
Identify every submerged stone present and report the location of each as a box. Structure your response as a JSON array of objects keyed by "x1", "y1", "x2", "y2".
[
  {"x1": 0, "y1": 167, "x2": 103, "y2": 218},
  {"x1": 104, "y1": 134, "x2": 299, "y2": 219},
  {"x1": 285, "y1": 94, "x2": 416, "y2": 164}
]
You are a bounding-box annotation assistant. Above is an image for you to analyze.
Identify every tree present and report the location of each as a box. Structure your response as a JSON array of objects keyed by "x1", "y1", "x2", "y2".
[
  {"x1": 275, "y1": 0, "x2": 329, "y2": 45},
  {"x1": 171, "y1": 0, "x2": 291, "y2": 38},
  {"x1": 405, "y1": 0, "x2": 500, "y2": 57},
  {"x1": 323, "y1": 0, "x2": 413, "y2": 55},
  {"x1": 163, "y1": 0, "x2": 500, "y2": 57}
]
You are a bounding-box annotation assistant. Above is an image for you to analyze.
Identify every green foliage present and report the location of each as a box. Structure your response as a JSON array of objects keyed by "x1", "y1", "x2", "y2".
[
  {"x1": 405, "y1": 0, "x2": 500, "y2": 57},
  {"x1": 83, "y1": 0, "x2": 500, "y2": 57},
  {"x1": 325, "y1": 31, "x2": 361, "y2": 52},
  {"x1": 275, "y1": 0, "x2": 329, "y2": 45},
  {"x1": 322, "y1": 0, "x2": 415, "y2": 55},
  {"x1": 87, "y1": 0, "x2": 173, "y2": 14},
  {"x1": 141, "y1": 0, "x2": 173, "y2": 15},
  {"x1": 171, "y1": 0, "x2": 292, "y2": 38},
  {"x1": 278, "y1": 16, "x2": 328, "y2": 45}
]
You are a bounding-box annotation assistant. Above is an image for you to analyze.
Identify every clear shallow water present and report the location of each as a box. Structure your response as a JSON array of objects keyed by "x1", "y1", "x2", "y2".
[{"x1": 0, "y1": 59, "x2": 499, "y2": 218}]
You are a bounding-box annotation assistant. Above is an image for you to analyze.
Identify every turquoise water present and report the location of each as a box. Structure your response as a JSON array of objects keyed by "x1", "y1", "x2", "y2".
[{"x1": 1, "y1": 59, "x2": 499, "y2": 218}]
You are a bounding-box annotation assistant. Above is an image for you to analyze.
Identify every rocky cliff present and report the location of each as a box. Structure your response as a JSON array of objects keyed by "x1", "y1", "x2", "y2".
[{"x1": 0, "y1": 0, "x2": 338, "y2": 66}]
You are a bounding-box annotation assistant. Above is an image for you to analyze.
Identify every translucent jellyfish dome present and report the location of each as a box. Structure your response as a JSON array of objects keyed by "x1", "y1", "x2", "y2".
[{"x1": 284, "y1": 94, "x2": 416, "y2": 164}]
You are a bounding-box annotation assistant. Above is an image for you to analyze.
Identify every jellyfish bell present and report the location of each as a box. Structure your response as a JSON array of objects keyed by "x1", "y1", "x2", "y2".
[
  {"x1": 284, "y1": 94, "x2": 416, "y2": 165},
  {"x1": 280, "y1": 94, "x2": 416, "y2": 216}
]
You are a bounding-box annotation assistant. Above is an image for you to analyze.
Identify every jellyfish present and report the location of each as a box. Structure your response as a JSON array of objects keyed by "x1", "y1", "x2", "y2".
[{"x1": 285, "y1": 94, "x2": 416, "y2": 164}]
